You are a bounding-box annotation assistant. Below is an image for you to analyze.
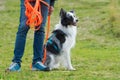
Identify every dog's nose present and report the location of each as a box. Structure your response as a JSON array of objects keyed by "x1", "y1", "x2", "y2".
[{"x1": 76, "y1": 19, "x2": 78, "y2": 22}]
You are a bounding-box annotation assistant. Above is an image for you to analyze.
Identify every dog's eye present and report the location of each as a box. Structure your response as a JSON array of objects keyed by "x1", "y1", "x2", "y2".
[
  {"x1": 70, "y1": 16, "x2": 73, "y2": 19},
  {"x1": 73, "y1": 15, "x2": 76, "y2": 18}
]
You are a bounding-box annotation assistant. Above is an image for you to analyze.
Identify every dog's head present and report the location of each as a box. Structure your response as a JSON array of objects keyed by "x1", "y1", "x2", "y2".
[{"x1": 60, "y1": 8, "x2": 78, "y2": 27}]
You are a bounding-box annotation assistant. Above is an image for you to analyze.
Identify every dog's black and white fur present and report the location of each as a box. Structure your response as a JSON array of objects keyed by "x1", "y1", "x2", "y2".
[{"x1": 44, "y1": 8, "x2": 78, "y2": 70}]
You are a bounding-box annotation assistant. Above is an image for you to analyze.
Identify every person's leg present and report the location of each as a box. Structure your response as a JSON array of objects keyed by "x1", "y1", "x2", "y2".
[
  {"x1": 7, "y1": 0, "x2": 29, "y2": 71},
  {"x1": 33, "y1": 0, "x2": 50, "y2": 64},
  {"x1": 12, "y1": 0, "x2": 29, "y2": 65},
  {"x1": 32, "y1": 0, "x2": 50, "y2": 71}
]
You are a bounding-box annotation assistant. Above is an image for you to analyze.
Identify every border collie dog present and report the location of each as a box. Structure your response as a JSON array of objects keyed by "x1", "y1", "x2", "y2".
[{"x1": 45, "y1": 8, "x2": 78, "y2": 70}]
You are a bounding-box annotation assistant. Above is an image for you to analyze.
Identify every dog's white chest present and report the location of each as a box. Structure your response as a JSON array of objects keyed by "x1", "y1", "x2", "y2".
[{"x1": 63, "y1": 26, "x2": 77, "y2": 50}]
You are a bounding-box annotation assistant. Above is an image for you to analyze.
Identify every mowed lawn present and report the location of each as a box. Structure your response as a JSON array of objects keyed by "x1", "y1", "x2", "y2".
[{"x1": 0, "y1": 0, "x2": 120, "y2": 80}]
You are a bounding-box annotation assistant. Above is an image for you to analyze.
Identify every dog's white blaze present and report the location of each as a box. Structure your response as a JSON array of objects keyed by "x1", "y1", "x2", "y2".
[{"x1": 67, "y1": 12, "x2": 77, "y2": 23}]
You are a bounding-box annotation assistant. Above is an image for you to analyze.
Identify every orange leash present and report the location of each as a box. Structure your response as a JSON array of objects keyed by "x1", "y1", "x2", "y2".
[
  {"x1": 42, "y1": 16, "x2": 51, "y2": 64},
  {"x1": 24, "y1": 0, "x2": 49, "y2": 30}
]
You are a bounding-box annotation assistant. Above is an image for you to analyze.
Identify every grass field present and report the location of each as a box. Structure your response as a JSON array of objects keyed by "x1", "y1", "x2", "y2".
[{"x1": 0, "y1": 0, "x2": 120, "y2": 80}]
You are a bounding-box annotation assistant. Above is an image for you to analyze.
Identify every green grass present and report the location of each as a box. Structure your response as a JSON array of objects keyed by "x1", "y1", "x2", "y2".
[{"x1": 0, "y1": 0, "x2": 120, "y2": 80}]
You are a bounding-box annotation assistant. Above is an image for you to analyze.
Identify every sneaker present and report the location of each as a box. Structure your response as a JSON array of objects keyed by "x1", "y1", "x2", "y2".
[
  {"x1": 6, "y1": 62, "x2": 21, "y2": 72},
  {"x1": 32, "y1": 61, "x2": 50, "y2": 71}
]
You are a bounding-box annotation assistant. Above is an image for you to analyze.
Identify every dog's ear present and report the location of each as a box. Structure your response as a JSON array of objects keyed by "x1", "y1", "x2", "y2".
[
  {"x1": 60, "y1": 8, "x2": 66, "y2": 17},
  {"x1": 70, "y1": 10, "x2": 74, "y2": 13}
]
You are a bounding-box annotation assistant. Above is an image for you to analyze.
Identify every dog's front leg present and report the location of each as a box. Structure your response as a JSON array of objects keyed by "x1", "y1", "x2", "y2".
[{"x1": 63, "y1": 50, "x2": 76, "y2": 71}]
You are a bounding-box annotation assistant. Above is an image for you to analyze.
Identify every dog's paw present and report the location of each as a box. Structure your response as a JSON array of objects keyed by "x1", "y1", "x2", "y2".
[
  {"x1": 67, "y1": 67, "x2": 76, "y2": 71},
  {"x1": 69, "y1": 68, "x2": 76, "y2": 71}
]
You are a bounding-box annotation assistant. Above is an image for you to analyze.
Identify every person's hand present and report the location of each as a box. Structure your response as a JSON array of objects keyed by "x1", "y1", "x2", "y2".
[{"x1": 48, "y1": 6, "x2": 54, "y2": 16}]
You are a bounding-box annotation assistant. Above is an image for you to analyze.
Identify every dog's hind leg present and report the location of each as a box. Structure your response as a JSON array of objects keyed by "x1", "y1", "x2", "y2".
[
  {"x1": 47, "y1": 54, "x2": 60, "y2": 70},
  {"x1": 53, "y1": 57, "x2": 60, "y2": 69},
  {"x1": 48, "y1": 54, "x2": 56, "y2": 70}
]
